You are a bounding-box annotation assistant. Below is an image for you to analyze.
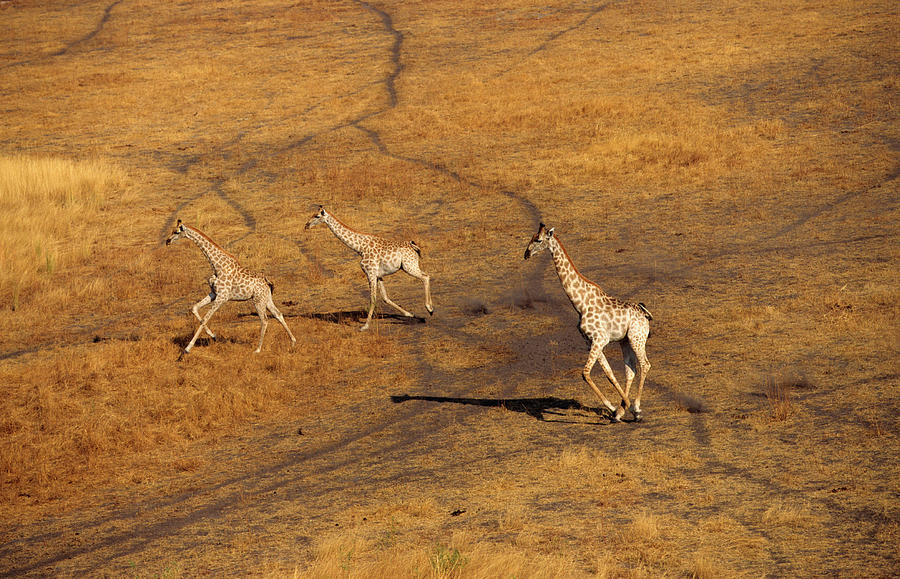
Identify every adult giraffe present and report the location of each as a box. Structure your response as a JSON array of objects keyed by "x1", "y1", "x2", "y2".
[{"x1": 525, "y1": 223, "x2": 652, "y2": 422}]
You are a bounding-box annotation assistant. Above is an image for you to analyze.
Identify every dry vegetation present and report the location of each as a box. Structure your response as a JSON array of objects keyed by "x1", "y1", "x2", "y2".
[
  {"x1": 0, "y1": 0, "x2": 898, "y2": 576},
  {"x1": 0, "y1": 155, "x2": 129, "y2": 310}
]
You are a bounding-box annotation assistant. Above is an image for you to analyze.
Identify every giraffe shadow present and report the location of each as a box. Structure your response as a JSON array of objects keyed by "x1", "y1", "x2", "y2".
[
  {"x1": 390, "y1": 394, "x2": 617, "y2": 424},
  {"x1": 170, "y1": 335, "x2": 239, "y2": 349},
  {"x1": 294, "y1": 309, "x2": 427, "y2": 326}
]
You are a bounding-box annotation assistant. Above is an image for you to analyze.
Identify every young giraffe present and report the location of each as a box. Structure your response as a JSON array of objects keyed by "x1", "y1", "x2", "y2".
[
  {"x1": 524, "y1": 223, "x2": 652, "y2": 422},
  {"x1": 305, "y1": 206, "x2": 433, "y2": 331},
  {"x1": 166, "y1": 220, "x2": 296, "y2": 357}
]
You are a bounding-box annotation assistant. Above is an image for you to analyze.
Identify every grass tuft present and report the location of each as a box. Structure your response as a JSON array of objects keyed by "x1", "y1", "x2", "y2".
[
  {"x1": 629, "y1": 510, "x2": 661, "y2": 543},
  {"x1": 429, "y1": 545, "x2": 468, "y2": 578},
  {"x1": 690, "y1": 554, "x2": 727, "y2": 579},
  {"x1": 765, "y1": 378, "x2": 796, "y2": 422}
]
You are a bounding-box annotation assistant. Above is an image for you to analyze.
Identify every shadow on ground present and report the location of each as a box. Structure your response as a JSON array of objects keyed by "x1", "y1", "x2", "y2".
[
  {"x1": 294, "y1": 309, "x2": 427, "y2": 326},
  {"x1": 390, "y1": 393, "x2": 620, "y2": 423},
  {"x1": 170, "y1": 335, "x2": 240, "y2": 349}
]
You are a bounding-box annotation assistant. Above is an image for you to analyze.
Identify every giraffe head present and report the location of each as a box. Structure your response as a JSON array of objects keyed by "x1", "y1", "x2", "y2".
[
  {"x1": 523, "y1": 223, "x2": 555, "y2": 259},
  {"x1": 165, "y1": 219, "x2": 187, "y2": 246},
  {"x1": 304, "y1": 206, "x2": 328, "y2": 230}
]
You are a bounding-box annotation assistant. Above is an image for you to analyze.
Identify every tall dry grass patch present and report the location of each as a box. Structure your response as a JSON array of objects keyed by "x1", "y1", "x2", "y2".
[
  {"x1": 0, "y1": 155, "x2": 127, "y2": 310},
  {"x1": 0, "y1": 319, "x2": 402, "y2": 521},
  {"x1": 764, "y1": 378, "x2": 795, "y2": 423},
  {"x1": 299, "y1": 528, "x2": 583, "y2": 578}
]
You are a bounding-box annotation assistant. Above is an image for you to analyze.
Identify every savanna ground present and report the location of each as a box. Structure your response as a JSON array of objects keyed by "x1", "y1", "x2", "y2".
[{"x1": 0, "y1": 0, "x2": 898, "y2": 576}]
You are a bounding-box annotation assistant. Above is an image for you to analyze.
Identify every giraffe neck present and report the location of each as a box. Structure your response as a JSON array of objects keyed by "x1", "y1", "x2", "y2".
[
  {"x1": 182, "y1": 225, "x2": 239, "y2": 277},
  {"x1": 323, "y1": 213, "x2": 371, "y2": 255},
  {"x1": 547, "y1": 235, "x2": 602, "y2": 313}
]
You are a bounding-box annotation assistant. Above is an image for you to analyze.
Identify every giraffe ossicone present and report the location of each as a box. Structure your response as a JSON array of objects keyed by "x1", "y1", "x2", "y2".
[
  {"x1": 166, "y1": 219, "x2": 297, "y2": 357},
  {"x1": 524, "y1": 222, "x2": 652, "y2": 422},
  {"x1": 305, "y1": 206, "x2": 434, "y2": 331}
]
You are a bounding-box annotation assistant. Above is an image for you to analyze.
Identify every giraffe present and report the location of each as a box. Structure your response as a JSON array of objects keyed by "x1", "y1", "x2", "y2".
[
  {"x1": 305, "y1": 206, "x2": 433, "y2": 331},
  {"x1": 524, "y1": 223, "x2": 652, "y2": 422},
  {"x1": 165, "y1": 220, "x2": 296, "y2": 357}
]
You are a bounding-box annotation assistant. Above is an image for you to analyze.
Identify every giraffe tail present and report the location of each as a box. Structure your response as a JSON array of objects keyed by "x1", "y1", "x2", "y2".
[
  {"x1": 637, "y1": 302, "x2": 653, "y2": 321},
  {"x1": 266, "y1": 278, "x2": 275, "y2": 295},
  {"x1": 409, "y1": 240, "x2": 422, "y2": 256}
]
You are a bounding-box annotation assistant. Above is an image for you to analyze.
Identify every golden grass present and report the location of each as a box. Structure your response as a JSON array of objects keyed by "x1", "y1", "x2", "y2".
[
  {"x1": 0, "y1": 155, "x2": 128, "y2": 310},
  {"x1": 764, "y1": 378, "x2": 796, "y2": 423},
  {"x1": 0, "y1": 321, "x2": 401, "y2": 520},
  {"x1": 689, "y1": 555, "x2": 730, "y2": 579},
  {"x1": 0, "y1": 0, "x2": 897, "y2": 576},
  {"x1": 627, "y1": 510, "x2": 661, "y2": 544},
  {"x1": 299, "y1": 529, "x2": 586, "y2": 579},
  {"x1": 761, "y1": 501, "x2": 819, "y2": 529}
]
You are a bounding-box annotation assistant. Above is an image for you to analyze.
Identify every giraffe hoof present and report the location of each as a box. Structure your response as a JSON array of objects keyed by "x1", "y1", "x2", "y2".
[
  {"x1": 609, "y1": 414, "x2": 622, "y2": 423},
  {"x1": 633, "y1": 412, "x2": 643, "y2": 423},
  {"x1": 177, "y1": 350, "x2": 187, "y2": 362}
]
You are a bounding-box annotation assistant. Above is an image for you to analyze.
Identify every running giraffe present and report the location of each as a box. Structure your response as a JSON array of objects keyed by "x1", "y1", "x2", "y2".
[
  {"x1": 305, "y1": 206, "x2": 433, "y2": 331},
  {"x1": 524, "y1": 223, "x2": 652, "y2": 422},
  {"x1": 165, "y1": 220, "x2": 296, "y2": 357}
]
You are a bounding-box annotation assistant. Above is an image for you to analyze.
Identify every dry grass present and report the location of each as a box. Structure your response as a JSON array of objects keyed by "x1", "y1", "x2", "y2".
[
  {"x1": 764, "y1": 378, "x2": 796, "y2": 422},
  {"x1": 0, "y1": 319, "x2": 401, "y2": 520},
  {"x1": 762, "y1": 501, "x2": 819, "y2": 529},
  {"x1": 0, "y1": 0, "x2": 897, "y2": 576},
  {"x1": 689, "y1": 555, "x2": 729, "y2": 579},
  {"x1": 299, "y1": 530, "x2": 584, "y2": 579},
  {"x1": 0, "y1": 155, "x2": 128, "y2": 310}
]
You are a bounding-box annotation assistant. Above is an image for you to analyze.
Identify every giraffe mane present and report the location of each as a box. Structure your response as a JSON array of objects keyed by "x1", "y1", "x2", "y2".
[
  {"x1": 553, "y1": 234, "x2": 603, "y2": 292},
  {"x1": 184, "y1": 224, "x2": 239, "y2": 262},
  {"x1": 327, "y1": 211, "x2": 372, "y2": 238}
]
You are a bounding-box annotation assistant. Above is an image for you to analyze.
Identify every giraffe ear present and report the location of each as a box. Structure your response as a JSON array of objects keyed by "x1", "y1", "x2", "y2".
[{"x1": 547, "y1": 227, "x2": 555, "y2": 237}]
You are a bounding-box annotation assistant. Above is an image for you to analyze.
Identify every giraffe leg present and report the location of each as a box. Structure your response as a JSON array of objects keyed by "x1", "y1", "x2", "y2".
[
  {"x1": 253, "y1": 298, "x2": 269, "y2": 354},
  {"x1": 183, "y1": 298, "x2": 225, "y2": 356},
  {"x1": 191, "y1": 293, "x2": 216, "y2": 338},
  {"x1": 583, "y1": 343, "x2": 618, "y2": 417},
  {"x1": 596, "y1": 350, "x2": 632, "y2": 422},
  {"x1": 267, "y1": 299, "x2": 296, "y2": 347},
  {"x1": 630, "y1": 330, "x2": 651, "y2": 421},
  {"x1": 360, "y1": 273, "x2": 378, "y2": 331},
  {"x1": 403, "y1": 260, "x2": 434, "y2": 315},
  {"x1": 378, "y1": 280, "x2": 413, "y2": 317},
  {"x1": 621, "y1": 341, "x2": 638, "y2": 420}
]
